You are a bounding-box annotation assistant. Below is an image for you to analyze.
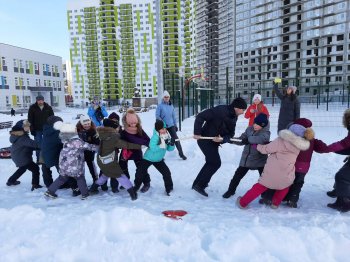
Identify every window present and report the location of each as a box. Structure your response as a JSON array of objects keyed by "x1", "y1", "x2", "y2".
[
  {"x1": 306, "y1": 69, "x2": 311, "y2": 74},
  {"x1": 336, "y1": 66, "x2": 342, "y2": 72},
  {"x1": 336, "y1": 56, "x2": 343, "y2": 61},
  {"x1": 336, "y1": 45, "x2": 343, "y2": 51},
  {"x1": 337, "y1": 34, "x2": 344, "y2": 41}
]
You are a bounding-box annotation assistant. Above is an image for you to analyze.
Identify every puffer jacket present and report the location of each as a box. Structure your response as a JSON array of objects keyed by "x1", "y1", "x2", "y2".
[
  {"x1": 257, "y1": 129, "x2": 310, "y2": 190},
  {"x1": 97, "y1": 126, "x2": 141, "y2": 178},
  {"x1": 143, "y1": 129, "x2": 175, "y2": 162},
  {"x1": 10, "y1": 131, "x2": 39, "y2": 167},
  {"x1": 238, "y1": 124, "x2": 270, "y2": 168},
  {"x1": 59, "y1": 137, "x2": 98, "y2": 177},
  {"x1": 41, "y1": 124, "x2": 63, "y2": 168}
]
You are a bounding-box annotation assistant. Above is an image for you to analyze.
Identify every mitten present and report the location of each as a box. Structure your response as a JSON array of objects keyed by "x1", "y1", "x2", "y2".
[
  {"x1": 222, "y1": 136, "x2": 231, "y2": 144},
  {"x1": 169, "y1": 137, "x2": 175, "y2": 146},
  {"x1": 241, "y1": 137, "x2": 249, "y2": 145}
]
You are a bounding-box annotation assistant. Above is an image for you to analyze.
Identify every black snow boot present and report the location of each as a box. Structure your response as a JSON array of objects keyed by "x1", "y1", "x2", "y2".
[
  {"x1": 127, "y1": 187, "x2": 138, "y2": 201},
  {"x1": 140, "y1": 183, "x2": 150, "y2": 193},
  {"x1": 327, "y1": 189, "x2": 337, "y2": 198},
  {"x1": 72, "y1": 188, "x2": 81, "y2": 197},
  {"x1": 222, "y1": 190, "x2": 235, "y2": 199},
  {"x1": 89, "y1": 183, "x2": 99, "y2": 195},
  {"x1": 192, "y1": 184, "x2": 208, "y2": 197},
  {"x1": 31, "y1": 184, "x2": 43, "y2": 191}
]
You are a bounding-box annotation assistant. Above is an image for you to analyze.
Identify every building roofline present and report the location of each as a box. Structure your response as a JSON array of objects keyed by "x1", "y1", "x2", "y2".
[{"x1": 0, "y1": 42, "x2": 62, "y2": 59}]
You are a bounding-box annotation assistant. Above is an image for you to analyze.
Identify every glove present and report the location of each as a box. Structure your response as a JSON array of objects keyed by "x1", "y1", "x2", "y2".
[
  {"x1": 169, "y1": 137, "x2": 175, "y2": 146},
  {"x1": 273, "y1": 77, "x2": 282, "y2": 84},
  {"x1": 251, "y1": 144, "x2": 257, "y2": 149},
  {"x1": 174, "y1": 126, "x2": 178, "y2": 132},
  {"x1": 250, "y1": 109, "x2": 256, "y2": 113},
  {"x1": 241, "y1": 137, "x2": 249, "y2": 145},
  {"x1": 222, "y1": 136, "x2": 231, "y2": 144},
  {"x1": 344, "y1": 156, "x2": 349, "y2": 163}
]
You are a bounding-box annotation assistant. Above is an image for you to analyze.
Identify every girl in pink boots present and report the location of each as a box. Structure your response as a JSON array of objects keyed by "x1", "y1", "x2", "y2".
[{"x1": 237, "y1": 123, "x2": 313, "y2": 209}]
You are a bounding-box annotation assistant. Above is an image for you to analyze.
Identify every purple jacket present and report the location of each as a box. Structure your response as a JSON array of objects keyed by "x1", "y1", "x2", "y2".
[
  {"x1": 120, "y1": 129, "x2": 150, "y2": 160},
  {"x1": 295, "y1": 138, "x2": 328, "y2": 174},
  {"x1": 320, "y1": 132, "x2": 350, "y2": 153}
]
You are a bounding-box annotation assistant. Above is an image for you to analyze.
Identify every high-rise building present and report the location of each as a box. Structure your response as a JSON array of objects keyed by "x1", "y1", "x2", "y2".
[
  {"x1": 67, "y1": 0, "x2": 158, "y2": 106},
  {"x1": 234, "y1": 0, "x2": 350, "y2": 100},
  {"x1": 0, "y1": 43, "x2": 65, "y2": 109}
]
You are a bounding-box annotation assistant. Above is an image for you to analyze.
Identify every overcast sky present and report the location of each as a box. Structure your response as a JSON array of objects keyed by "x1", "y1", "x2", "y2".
[{"x1": 0, "y1": 0, "x2": 69, "y2": 61}]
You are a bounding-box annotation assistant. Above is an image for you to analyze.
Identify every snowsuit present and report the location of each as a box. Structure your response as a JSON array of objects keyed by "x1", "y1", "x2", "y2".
[
  {"x1": 225, "y1": 124, "x2": 270, "y2": 195},
  {"x1": 273, "y1": 84, "x2": 300, "y2": 132},
  {"x1": 239, "y1": 129, "x2": 310, "y2": 208},
  {"x1": 7, "y1": 130, "x2": 40, "y2": 186},
  {"x1": 47, "y1": 136, "x2": 98, "y2": 196},
  {"x1": 192, "y1": 104, "x2": 238, "y2": 190},
  {"x1": 134, "y1": 128, "x2": 175, "y2": 193}
]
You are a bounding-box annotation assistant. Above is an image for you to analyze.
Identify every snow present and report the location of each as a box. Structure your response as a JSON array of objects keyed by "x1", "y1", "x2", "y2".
[{"x1": 0, "y1": 104, "x2": 349, "y2": 261}]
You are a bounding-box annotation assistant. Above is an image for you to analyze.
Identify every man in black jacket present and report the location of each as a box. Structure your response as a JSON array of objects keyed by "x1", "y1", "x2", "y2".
[
  {"x1": 28, "y1": 95, "x2": 54, "y2": 163},
  {"x1": 192, "y1": 97, "x2": 247, "y2": 197}
]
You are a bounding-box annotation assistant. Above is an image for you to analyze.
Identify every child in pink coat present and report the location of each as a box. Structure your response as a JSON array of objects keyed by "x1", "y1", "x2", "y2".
[{"x1": 237, "y1": 124, "x2": 313, "y2": 209}]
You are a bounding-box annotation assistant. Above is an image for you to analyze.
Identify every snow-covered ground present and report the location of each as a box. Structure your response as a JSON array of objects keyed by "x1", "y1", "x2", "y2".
[{"x1": 0, "y1": 103, "x2": 349, "y2": 262}]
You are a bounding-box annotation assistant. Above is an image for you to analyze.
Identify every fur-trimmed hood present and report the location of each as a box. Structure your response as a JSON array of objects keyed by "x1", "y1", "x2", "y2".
[
  {"x1": 343, "y1": 108, "x2": 350, "y2": 130},
  {"x1": 279, "y1": 129, "x2": 310, "y2": 151}
]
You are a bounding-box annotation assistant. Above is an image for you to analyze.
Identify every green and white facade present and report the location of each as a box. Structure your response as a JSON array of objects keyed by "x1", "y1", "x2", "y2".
[
  {"x1": 0, "y1": 43, "x2": 65, "y2": 110},
  {"x1": 68, "y1": 0, "x2": 159, "y2": 106}
]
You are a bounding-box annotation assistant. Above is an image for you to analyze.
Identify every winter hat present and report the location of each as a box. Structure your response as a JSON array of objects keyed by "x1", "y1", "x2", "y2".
[
  {"x1": 108, "y1": 112, "x2": 120, "y2": 122},
  {"x1": 163, "y1": 90, "x2": 170, "y2": 98},
  {"x1": 53, "y1": 122, "x2": 76, "y2": 133},
  {"x1": 294, "y1": 118, "x2": 312, "y2": 128},
  {"x1": 155, "y1": 119, "x2": 165, "y2": 131},
  {"x1": 12, "y1": 119, "x2": 30, "y2": 132},
  {"x1": 231, "y1": 97, "x2": 247, "y2": 110},
  {"x1": 253, "y1": 94, "x2": 262, "y2": 102},
  {"x1": 289, "y1": 124, "x2": 306, "y2": 137},
  {"x1": 254, "y1": 113, "x2": 268, "y2": 127},
  {"x1": 47, "y1": 116, "x2": 63, "y2": 126},
  {"x1": 36, "y1": 95, "x2": 44, "y2": 101},
  {"x1": 79, "y1": 114, "x2": 91, "y2": 125},
  {"x1": 103, "y1": 118, "x2": 119, "y2": 129},
  {"x1": 288, "y1": 86, "x2": 297, "y2": 94}
]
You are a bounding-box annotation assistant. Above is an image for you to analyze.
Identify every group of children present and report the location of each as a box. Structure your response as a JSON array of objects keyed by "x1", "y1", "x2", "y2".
[
  {"x1": 5, "y1": 102, "x2": 350, "y2": 212},
  {"x1": 6, "y1": 108, "x2": 176, "y2": 201}
]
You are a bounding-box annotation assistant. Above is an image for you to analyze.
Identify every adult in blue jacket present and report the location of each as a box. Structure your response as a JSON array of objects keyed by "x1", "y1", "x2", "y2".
[
  {"x1": 156, "y1": 90, "x2": 187, "y2": 160},
  {"x1": 192, "y1": 97, "x2": 247, "y2": 197},
  {"x1": 87, "y1": 99, "x2": 108, "y2": 127}
]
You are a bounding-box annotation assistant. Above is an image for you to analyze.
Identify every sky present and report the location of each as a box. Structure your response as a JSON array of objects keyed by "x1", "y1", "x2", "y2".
[{"x1": 0, "y1": 0, "x2": 69, "y2": 61}]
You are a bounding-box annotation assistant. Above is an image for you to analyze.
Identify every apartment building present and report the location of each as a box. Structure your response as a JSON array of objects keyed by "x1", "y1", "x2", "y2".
[
  {"x1": 0, "y1": 43, "x2": 65, "y2": 110},
  {"x1": 67, "y1": 0, "x2": 158, "y2": 106},
  {"x1": 234, "y1": 0, "x2": 350, "y2": 99}
]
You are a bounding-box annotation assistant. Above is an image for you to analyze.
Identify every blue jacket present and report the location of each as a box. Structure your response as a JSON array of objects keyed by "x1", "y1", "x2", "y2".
[
  {"x1": 10, "y1": 131, "x2": 39, "y2": 167},
  {"x1": 88, "y1": 105, "x2": 108, "y2": 127},
  {"x1": 156, "y1": 100, "x2": 177, "y2": 128},
  {"x1": 143, "y1": 129, "x2": 174, "y2": 162},
  {"x1": 41, "y1": 124, "x2": 63, "y2": 168}
]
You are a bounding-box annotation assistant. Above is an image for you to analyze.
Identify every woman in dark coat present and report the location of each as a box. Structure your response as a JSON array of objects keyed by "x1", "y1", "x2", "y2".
[{"x1": 273, "y1": 80, "x2": 300, "y2": 132}]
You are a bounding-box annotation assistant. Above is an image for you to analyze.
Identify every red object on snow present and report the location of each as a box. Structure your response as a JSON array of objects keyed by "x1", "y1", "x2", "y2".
[
  {"x1": 0, "y1": 147, "x2": 11, "y2": 159},
  {"x1": 162, "y1": 210, "x2": 188, "y2": 220}
]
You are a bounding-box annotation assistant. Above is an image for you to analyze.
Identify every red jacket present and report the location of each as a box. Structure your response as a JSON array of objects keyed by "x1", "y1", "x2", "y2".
[{"x1": 244, "y1": 102, "x2": 270, "y2": 126}]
